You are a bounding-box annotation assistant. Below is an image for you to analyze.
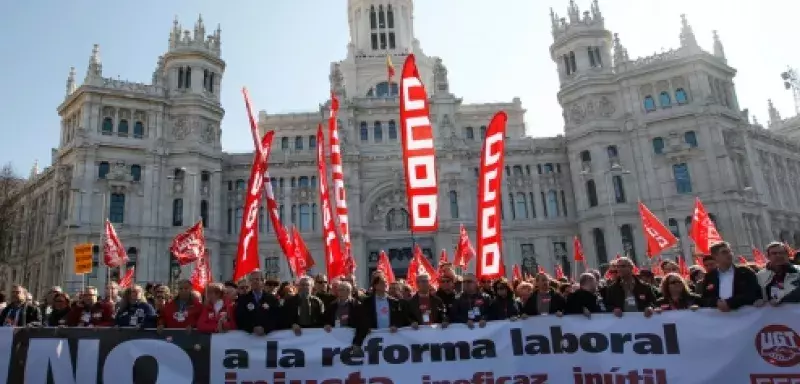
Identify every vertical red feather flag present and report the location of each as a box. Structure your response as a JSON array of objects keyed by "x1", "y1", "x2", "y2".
[
  {"x1": 328, "y1": 92, "x2": 356, "y2": 273},
  {"x1": 398, "y1": 54, "x2": 439, "y2": 232},
  {"x1": 377, "y1": 251, "x2": 396, "y2": 284},
  {"x1": 317, "y1": 125, "x2": 345, "y2": 279},
  {"x1": 453, "y1": 224, "x2": 475, "y2": 267},
  {"x1": 232, "y1": 131, "x2": 275, "y2": 282},
  {"x1": 476, "y1": 112, "x2": 508, "y2": 280}
]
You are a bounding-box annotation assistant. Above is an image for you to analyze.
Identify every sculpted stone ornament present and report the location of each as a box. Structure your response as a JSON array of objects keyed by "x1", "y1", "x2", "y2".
[
  {"x1": 369, "y1": 189, "x2": 407, "y2": 224},
  {"x1": 172, "y1": 117, "x2": 190, "y2": 140},
  {"x1": 201, "y1": 123, "x2": 216, "y2": 144},
  {"x1": 329, "y1": 63, "x2": 345, "y2": 96},
  {"x1": 599, "y1": 96, "x2": 615, "y2": 117},
  {"x1": 107, "y1": 162, "x2": 132, "y2": 182},
  {"x1": 570, "y1": 104, "x2": 585, "y2": 124}
]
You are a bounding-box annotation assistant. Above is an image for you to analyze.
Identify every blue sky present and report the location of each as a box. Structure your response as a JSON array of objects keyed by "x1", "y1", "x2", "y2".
[{"x1": 0, "y1": 0, "x2": 796, "y2": 175}]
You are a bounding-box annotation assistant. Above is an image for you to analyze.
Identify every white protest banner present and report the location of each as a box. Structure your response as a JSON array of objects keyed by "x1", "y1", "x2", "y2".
[
  {"x1": 0, "y1": 327, "x2": 12, "y2": 383},
  {"x1": 209, "y1": 306, "x2": 800, "y2": 384}
]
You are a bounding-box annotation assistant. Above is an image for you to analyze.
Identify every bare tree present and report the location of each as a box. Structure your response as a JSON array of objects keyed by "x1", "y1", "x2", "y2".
[{"x1": 0, "y1": 163, "x2": 23, "y2": 264}]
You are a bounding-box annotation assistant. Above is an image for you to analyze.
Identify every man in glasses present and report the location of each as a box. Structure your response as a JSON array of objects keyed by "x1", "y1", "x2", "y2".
[
  {"x1": 453, "y1": 273, "x2": 491, "y2": 328},
  {"x1": 757, "y1": 242, "x2": 800, "y2": 305},
  {"x1": 435, "y1": 273, "x2": 458, "y2": 323},
  {"x1": 235, "y1": 270, "x2": 281, "y2": 336},
  {"x1": 0, "y1": 285, "x2": 41, "y2": 327}
]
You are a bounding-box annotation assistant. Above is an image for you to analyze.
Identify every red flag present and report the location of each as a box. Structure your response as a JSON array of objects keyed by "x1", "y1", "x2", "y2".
[
  {"x1": 232, "y1": 131, "x2": 275, "y2": 282},
  {"x1": 386, "y1": 55, "x2": 395, "y2": 80},
  {"x1": 512, "y1": 264, "x2": 522, "y2": 281},
  {"x1": 537, "y1": 265, "x2": 546, "y2": 276},
  {"x1": 242, "y1": 88, "x2": 267, "y2": 159},
  {"x1": 103, "y1": 220, "x2": 127, "y2": 268},
  {"x1": 291, "y1": 226, "x2": 315, "y2": 277},
  {"x1": 453, "y1": 224, "x2": 475, "y2": 267},
  {"x1": 399, "y1": 54, "x2": 439, "y2": 232},
  {"x1": 263, "y1": 171, "x2": 293, "y2": 261},
  {"x1": 639, "y1": 201, "x2": 678, "y2": 258},
  {"x1": 752, "y1": 247, "x2": 767, "y2": 267},
  {"x1": 476, "y1": 112, "x2": 508, "y2": 280},
  {"x1": 693, "y1": 255, "x2": 703, "y2": 267},
  {"x1": 677, "y1": 255, "x2": 690, "y2": 279},
  {"x1": 784, "y1": 243, "x2": 796, "y2": 260},
  {"x1": 555, "y1": 264, "x2": 565, "y2": 280},
  {"x1": 652, "y1": 256, "x2": 664, "y2": 277},
  {"x1": 328, "y1": 92, "x2": 355, "y2": 273},
  {"x1": 689, "y1": 198, "x2": 723, "y2": 254},
  {"x1": 407, "y1": 245, "x2": 438, "y2": 291},
  {"x1": 170, "y1": 220, "x2": 205, "y2": 266},
  {"x1": 632, "y1": 263, "x2": 640, "y2": 275},
  {"x1": 377, "y1": 251, "x2": 395, "y2": 283},
  {"x1": 737, "y1": 255, "x2": 748, "y2": 265},
  {"x1": 317, "y1": 125, "x2": 346, "y2": 279},
  {"x1": 573, "y1": 236, "x2": 585, "y2": 262},
  {"x1": 190, "y1": 251, "x2": 211, "y2": 293},
  {"x1": 118, "y1": 267, "x2": 135, "y2": 289},
  {"x1": 438, "y1": 249, "x2": 448, "y2": 269}
]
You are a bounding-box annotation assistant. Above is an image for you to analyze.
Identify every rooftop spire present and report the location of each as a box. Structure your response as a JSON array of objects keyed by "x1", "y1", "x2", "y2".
[
  {"x1": 591, "y1": 0, "x2": 602, "y2": 20},
  {"x1": 84, "y1": 44, "x2": 102, "y2": 82},
  {"x1": 567, "y1": 0, "x2": 580, "y2": 22},
  {"x1": 613, "y1": 33, "x2": 629, "y2": 65},
  {"x1": 679, "y1": 14, "x2": 698, "y2": 49},
  {"x1": 194, "y1": 14, "x2": 205, "y2": 43},
  {"x1": 66, "y1": 66, "x2": 76, "y2": 96},
  {"x1": 713, "y1": 30, "x2": 726, "y2": 62},
  {"x1": 29, "y1": 160, "x2": 39, "y2": 179},
  {"x1": 768, "y1": 99, "x2": 782, "y2": 127}
]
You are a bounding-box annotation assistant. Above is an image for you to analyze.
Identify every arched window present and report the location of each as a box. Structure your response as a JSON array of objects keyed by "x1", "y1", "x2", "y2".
[
  {"x1": 295, "y1": 136, "x2": 304, "y2": 150},
  {"x1": 684, "y1": 131, "x2": 698, "y2": 147},
  {"x1": 201, "y1": 200, "x2": 209, "y2": 228},
  {"x1": 612, "y1": 175, "x2": 626, "y2": 203},
  {"x1": 184, "y1": 67, "x2": 191, "y2": 88},
  {"x1": 508, "y1": 193, "x2": 516, "y2": 220},
  {"x1": 174, "y1": 168, "x2": 185, "y2": 179},
  {"x1": 547, "y1": 190, "x2": 559, "y2": 217},
  {"x1": 607, "y1": 145, "x2": 618, "y2": 160},
  {"x1": 203, "y1": 69, "x2": 209, "y2": 91},
  {"x1": 563, "y1": 55, "x2": 572, "y2": 75},
  {"x1": 178, "y1": 67, "x2": 184, "y2": 88},
  {"x1": 360, "y1": 122, "x2": 369, "y2": 141},
  {"x1": 258, "y1": 206, "x2": 265, "y2": 233},
  {"x1": 387, "y1": 4, "x2": 395, "y2": 28},
  {"x1": 620, "y1": 224, "x2": 637, "y2": 263},
  {"x1": 291, "y1": 178, "x2": 297, "y2": 189},
  {"x1": 385, "y1": 208, "x2": 410, "y2": 231},
  {"x1": 235, "y1": 208, "x2": 243, "y2": 233},
  {"x1": 311, "y1": 176, "x2": 317, "y2": 187},
  {"x1": 130, "y1": 164, "x2": 141, "y2": 182},
  {"x1": 298, "y1": 176, "x2": 310, "y2": 188},
  {"x1": 388, "y1": 120, "x2": 397, "y2": 140},
  {"x1": 209, "y1": 73, "x2": 215, "y2": 93},
  {"x1": 118, "y1": 120, "x2": 129, "y2": 136},
  {"x1": 371, "y1": 82, "x2": 398, "y2": 97},
  {"x1": 593, "y1": 228, "x2": 609, "y2": 266},
  {"x1": 126, "y1": 247, "x2": 138, "y2": 278},
  {"x1": 465, "y1": 126, "x2": 474, "y2": 140},
  {"x1": 281, "y1": 137, "x2": 289, "y2": 150},
  {"x1": 235, "y1": 179, "x2": 246, "y2": 190},
  {"x1": 378, "y1": 4, "x2": 386, "y2": 27},
  {"x1": 675, "y1": 88, "x2": 688, "y2": 105},
  {"x1": 172, "y1": 198, "x2": 184, "y2": 226},
  {"x1": 668, "y1": 218, "x2": 680, "y2": 239},
  {"x1": 643, "y1": 96, "x2": 656, "y2": 112},
  {"x1": 227, "y1": 208, "x2": 232, "y2": 234},
  {"x1": 98, "y1": 162, "x2": 110, "y2": 179},
  {"x1": 580, "y1": 150, "x2": 591, "y2": 163},
  {"x1": 659, "y1": 91, "x2": 672, "y2": 107},
  {"x1": 544, "y1": 163, "x2": 554, "y2": 173},
  {"x1": 673, "y1": 163, "x2": 693, "y2": 194},
  {"x1": 479, "y1": 125, "x2": 487, "y2": 139},
  {"x1": 652, "y1": 137, "x2": 665, "y2": 154},
  {"x1": 512, "y1": 166, "x2": 523, "y2": 176},
  {"x1": 312, "y1": 203, "x2": 318, "y2": 231},
  {"x1": 109, "y1": 193, "x2": 125, "y2": 223},
  {"x1": 369, "y1": 5, "x2": 377, "y2": 29},
  {"x1": 309, "y1": 134, "x2": 316, "y2": 149},
  {"x1": 568, "y1": 51, "x2": 577, "y2": 73},
  {"x1": 299, "y1": 204, "x2": 311, "y2": 231},
  {"x1": 102, "y1": 118, "x2": 113, "y2": 135},
  {"x1": 291, "y1": 204, "x2": 297, "y2": 224},
  {"x1": 561, "y1": 190, "x2": 569, "y2": 217},
  {"x1": 515, "y1": 192, "x2": 528, "y2": 219},
  {"x1": 133, "y1": 121, "x2": 144, "y2": 138},
  {"x1": 449, "y1": 191, "x2": 459, "y2": 219},
  {"x1": 374, "y1": 121, "x2": 383, "y2": 142},
  {"x1": 586, "y1": 180, "x2": 598, "y2": 207}
]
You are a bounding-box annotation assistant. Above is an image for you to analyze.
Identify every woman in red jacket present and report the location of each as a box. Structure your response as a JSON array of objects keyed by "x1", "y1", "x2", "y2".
[
  {"x1": 159, "y1": 280, "x2": 202, "y2": 330},
  {"x1": 197, "y1": 283, "x2": 236, "y2": 333}
]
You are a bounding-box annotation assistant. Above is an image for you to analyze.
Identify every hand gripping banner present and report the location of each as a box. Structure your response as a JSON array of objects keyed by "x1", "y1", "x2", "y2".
[
  {"x1": 399, "y1": 54, "x2": 439, "y2": 232},
  {"x1": 476, "y1": 112, "x2": 507, "y2": 279}
]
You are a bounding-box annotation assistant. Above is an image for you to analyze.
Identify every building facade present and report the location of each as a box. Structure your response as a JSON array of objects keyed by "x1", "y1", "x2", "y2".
[{"x1": 3, "y1": 0, "x2": 800, "y2": 297}]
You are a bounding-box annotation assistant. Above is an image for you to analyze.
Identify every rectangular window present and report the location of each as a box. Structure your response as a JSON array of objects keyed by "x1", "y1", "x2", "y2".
[
  {"x1": 388, "y1": 32, "x2": 396, "y2": 49},
  {"x1": 380, "y1": 33, "x2": 387, "y2": 50},
  {"x1": 673, "y1": 163, "x2": 693, "y2": 194},
  {"x1": 371, "y1": 34, "x2": 379, "y2": 50}
]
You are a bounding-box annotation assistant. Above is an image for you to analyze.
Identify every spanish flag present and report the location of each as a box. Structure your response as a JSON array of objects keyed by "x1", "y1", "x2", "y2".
[{"x1": 386, "y1": 54, "x2": 395, "y2": 80}]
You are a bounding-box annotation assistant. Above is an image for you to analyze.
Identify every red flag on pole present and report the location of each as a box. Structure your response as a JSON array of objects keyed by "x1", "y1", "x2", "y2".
[
  {"x1": 639, "y1": 201, "x2": 678, "y2": 258},
  {"x1": 377, "y1": 251, "x2": 395, "y2": 283},
  {"x1": 103, "y1": 220, "x2": 128, "y2": 268},
  {"x1": 170, "y1": 220, "x2": 205, "y2": 266},
  {"x1": 476, "y1": 112, "x2": 508, "y2": 280},
  {"x1": 689, "y1": 198, "x2": 723, "y2": 254}
]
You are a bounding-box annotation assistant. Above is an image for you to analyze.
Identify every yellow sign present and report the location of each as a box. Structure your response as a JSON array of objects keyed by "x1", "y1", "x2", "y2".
[{"x1": 74, "y1": 243, "x2": 94, "y2": 275}]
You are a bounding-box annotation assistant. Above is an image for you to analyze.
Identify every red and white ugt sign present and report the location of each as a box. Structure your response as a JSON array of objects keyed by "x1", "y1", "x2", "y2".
[
  {"x1": 476, "y1": 112, "x2": 508, "y2": 279},
  {"x1": 399, "y1": 54, "x2": 439, "y2": 232}
]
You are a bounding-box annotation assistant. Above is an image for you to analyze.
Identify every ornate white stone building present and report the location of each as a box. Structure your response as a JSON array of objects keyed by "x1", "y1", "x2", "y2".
[{"x1": 4, "y1": 0, "x2": 800, "y2": 296}]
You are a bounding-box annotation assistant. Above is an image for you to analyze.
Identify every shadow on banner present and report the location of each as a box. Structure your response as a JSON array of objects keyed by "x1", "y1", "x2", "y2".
[{"x1": 5, "y1": 328, "x2": 211, "y2": 384}]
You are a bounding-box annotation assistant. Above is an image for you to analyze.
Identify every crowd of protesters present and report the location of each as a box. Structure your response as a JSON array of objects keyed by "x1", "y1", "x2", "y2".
[{"x1": 1, "y1": 241, "x2": 798, "y2": 349}]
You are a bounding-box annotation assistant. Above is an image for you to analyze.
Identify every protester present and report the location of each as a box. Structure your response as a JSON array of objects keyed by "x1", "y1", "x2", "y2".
[
  {"x1": 756, "y1": 241, "x2": 800, "y2": 304},
  {"x1": 361, "y1": 274, "x2": 412, "y2": 332},
  {"x1": 115, "y1": 285, "x2": 157, "y2": 328},
  {"x1": 235, "y1": 270, "x2": 281, "y2": 335},
  {"x1": 453, "y1": 273, "x2": 491, "y2": 326},
  {"x1": 603, "y1": 257, "x2": 657, "y2": 317},
  {"x1": 0, "y1": 285, "x2": 41, "y2": 326},
  {"x1": 407, "y1": 274, "x2": 446, "y2": 326},
  {"x1": 698, "y1": 242, "x2": 761, "y2": 311},
  {"x1": 566, "y1": 273, "x2": 605, "y2": 315},
  {"x1": 159, "y1": 280, "x2": 202, "y2": 330},
  {"x1": 45, "y1": 292, "x2": 71, "y2": 326},
  {"x1": 487, "y1": 278, "x2": 519, "y2": 321},
  {"x1": 66, "y1": 286, "x2": 114, "y2": 327},
  {"x1": 282, "y1": 276, "x2": 325, "y2": 332},
  {"x1": 655, "y1": 273, "x2": 700, "y2": 311},
  {"x1": 197, "y1": 283, "x2": 236, "y2": 333}
]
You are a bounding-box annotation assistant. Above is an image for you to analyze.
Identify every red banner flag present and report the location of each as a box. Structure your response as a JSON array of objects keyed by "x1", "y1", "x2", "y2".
[
  {"x1": 399, "y1": 54, "x2": 439, "y2": 232},
  {"x1": 291, "y1": 225, "x2": 315, "y2": 277},
  {"x1": 752, "y1": 247, "x2": 767, "y2": 267},
  {"x1": 407, "y1": 245, "x2": 438, "y2": 291},
  {"x1": 512, "y1": 265, "x2": 522, "y2": 281},
  {"x1": 573, "y1": 236, "x2": 585, "y2": 262},
  {"x1": 328, "y1": 92, "x2": 356, "y2": 273},
  {"x1": 689, "y1": 198, "x2": 723, "y2": 255},
  {"x1": 476, "y1": 112, "x2": 508, "y2": 280},
  {"x1": 438, "y1": 249, "x2": 448, "y2": 268},
  {"x1": 191, "y1": 251, "x2": 211, "y2": 293},
  {"x1": 317, "y1": 125, "x2": 346, "y2": 279},
  {"x1": 639, "y1": 201, "x2": 678, "y2": 258},
  {"x1": 453, "y1": 224, "x2": 475, "y2": 268},
  {"x1": 103, "y1": 219, "x2": 127, "y2": 268},
  {"x1": 678, "y1": 255, "x2": 690, "y2": 279},
  {"x1": 555, "y1": 264, "x2": 565, "y2": 280},
  {"x1": 377, "y1": 250, "x2": 395, "y2": 283},
  {"x1": 118, "y1": 267, "x2": 135, "y2": 289},
  {"x1": 263, "y1": 171, "x2": 294, "y2": 261},
  {"x1": 233, "y1": 131, "x2": 275, "y2": 282},
  {"x1": 170, "y1": 220, "x2": 205, "y2": 266},
  {"x1": 737, "y1": 255, "x2": 749, "y2": 265},
  {"x1": 386, "y1": 55, "x2": 395, "y2": 81}
]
